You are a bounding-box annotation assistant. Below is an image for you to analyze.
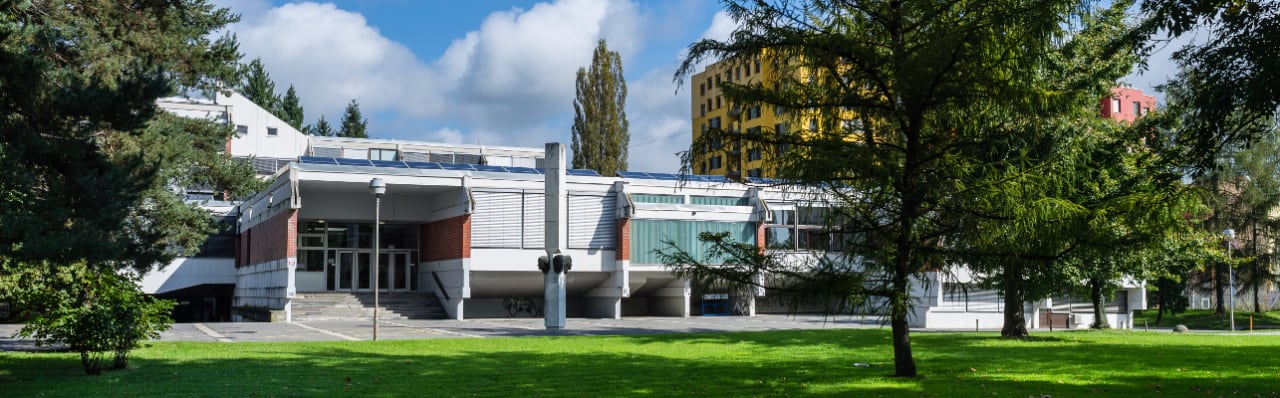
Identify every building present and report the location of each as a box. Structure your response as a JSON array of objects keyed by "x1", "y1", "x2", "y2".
[
  {"x1": 1100, "y1": 86, "x2": 1157, "y2": 123},
  {"x1": 142, "y1": 90, "x2": 1144, "y2": 329},
  {"x1": 689, "y1": 54, "x2": 787, "y2": 179}
]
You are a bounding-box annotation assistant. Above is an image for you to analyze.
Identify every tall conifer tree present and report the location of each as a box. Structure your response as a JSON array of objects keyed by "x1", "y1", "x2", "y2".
[
  {"x1": 238, "y1": 58, "x2": 279, "y2": 112},
  {"x1": 339, "y1": 99, "x2": 368, "y2": 138},
  {"x1": 279, "y1": 85, "x2": 305, "y2": 130},
  {"x1": 570, "y1": 39, "x2": 629, "y2": 176}
]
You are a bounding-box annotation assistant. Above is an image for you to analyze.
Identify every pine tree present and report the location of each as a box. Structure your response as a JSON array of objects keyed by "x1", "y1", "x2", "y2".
[
  {"x1": 308, "y1": 115, "x2": 335, "y2": 137},
  {"x1": 570, "y1": 39, "x2": 629, "y2": 176},
  {"x1": 279, "y1": 85, "x2": 305, "y2": 130},
  {"x1": 339, "y1": 99, "x2": 369, "y2": 138},
  {"x1": 238, "y1": 58, "x2": 279, "y2": 112}
]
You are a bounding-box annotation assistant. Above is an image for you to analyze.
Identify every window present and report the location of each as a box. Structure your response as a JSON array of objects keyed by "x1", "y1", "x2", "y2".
[
  {"x1": 736, "y1": 67, "x2": 741, "y2": 81},
  {"x1": 755, "y1": 60, "x2": 761, "y2": 74},
  {"x1": 748, "y1": 106, "x2": 761, "y2": 119},
  {"x1": 700, "y1": 83, "x2": 705, "y2": 96},
  {"x1": 715, "y1": 96, "x2": 721, "y2": 109},
  {"x1": 706, "y1": 77, "x2": 712, "y2": 89},
  {"x1": 709, "y1": 156, "x2": 722, "y2": 169},
  {"x1": 369, "y1": 149, "x2": 398, "y2": 161},
  {"x1": 715, "y1": 74, "x2": 720, "y2": 85},
  {"x1": 267, "y1": 127, "x2": 278, "y2": 136},
  {"x1": 747, "y1": 168, "x2": 763, "y2": 178},
  {"x1": 766, "y1": 205, "x2": 836, "y2": 251},
  {"x1": 711, "y1": 136, "x2": 723, "y2": 149},
  {"x1": 809, "y1": 119, "x2": 818, "y2": 132},
  {"x1": 745, "y1": 64, "x2": 751, "y2": 77},
  {"x1": 706, "y1": 99, "x2": 712, "y2": 112},
  {"x1": 236, "y1": 125, "x2": 249, "y2": 136},
  {"x1": 700, "y1": 104, "x2": 706, "y2": 116},
  {"x1": 1111, "y1": 98, "x2": 1121, "y2": 113},
  {"x1": 747, "y1": 148, "x2": 762, "y2": 161},
  {"x1": 1132, "y1": 101, "x2": 1141, "y2": 115},
  {"x1": 701, "y1": 123, "x2": 707, "y2": 134},
  {"x1": 709, "y1": 117, "x2": 721, "y2": 129}
]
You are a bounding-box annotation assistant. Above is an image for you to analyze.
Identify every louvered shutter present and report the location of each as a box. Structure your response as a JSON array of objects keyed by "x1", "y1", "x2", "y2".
[
  {"x1": 522, "y1": 192, "x2": 545, "y2": 249},
  {"x1": 568, "y1": 194, "x2": 616, "y2": 249},
  {"x1": 471, "y1": 192, "x2": 522, "y2": 248}
]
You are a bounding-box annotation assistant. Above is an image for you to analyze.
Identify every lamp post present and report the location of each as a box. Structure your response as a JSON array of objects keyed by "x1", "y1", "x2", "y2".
[
  {"x1": 1224, "y1": 228, "x2": 1235, "y2": 332},
  {"x1": 369, "y1": 178, "x2": 386, "y2": 341}
]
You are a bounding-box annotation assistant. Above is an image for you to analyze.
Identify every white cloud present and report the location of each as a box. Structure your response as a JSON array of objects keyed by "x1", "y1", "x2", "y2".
[
  {"x1": 626, "y1": 65, "x2": 691, "y2": 173},
  {"x1": 222, "y1": 0, "x2": 646, "y2": 142}
]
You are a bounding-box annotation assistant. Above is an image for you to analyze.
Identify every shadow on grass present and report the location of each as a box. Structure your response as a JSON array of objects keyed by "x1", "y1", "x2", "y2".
[{"x1": 2, "y1": 329, "x2": 1278, "y2": 397}]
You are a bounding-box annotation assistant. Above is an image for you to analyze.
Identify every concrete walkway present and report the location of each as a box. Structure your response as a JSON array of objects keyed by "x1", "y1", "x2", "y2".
[{"x1": 0, "y1": 314, "x2": 881, "y2": 347}]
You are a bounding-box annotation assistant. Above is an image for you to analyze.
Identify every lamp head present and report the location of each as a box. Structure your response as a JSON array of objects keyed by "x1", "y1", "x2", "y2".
[
  {"x1": 369, "y1": 178, "x2": 386, "y2": 197},
  {"x1": 1224, "y1": 228, "x2": 1235, "y2": 239}
]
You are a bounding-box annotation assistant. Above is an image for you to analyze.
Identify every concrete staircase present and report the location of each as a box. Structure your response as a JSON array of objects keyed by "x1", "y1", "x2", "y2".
[{"x1": 291, "y1": 292, "x2": 448, "y2": 321}]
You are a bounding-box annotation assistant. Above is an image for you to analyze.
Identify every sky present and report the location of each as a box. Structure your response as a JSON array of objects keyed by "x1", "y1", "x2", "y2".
[{"x1": 212, "y1": 0, "x2": 1180, "y2": 173}]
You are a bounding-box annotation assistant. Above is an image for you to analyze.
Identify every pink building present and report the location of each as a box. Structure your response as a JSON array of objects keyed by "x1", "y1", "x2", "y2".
[{"x1": 1100, "y1": 87, "x2": 1156, "y2": 123}]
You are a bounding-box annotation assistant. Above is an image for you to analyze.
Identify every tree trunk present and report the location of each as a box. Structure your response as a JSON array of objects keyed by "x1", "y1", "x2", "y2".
[
  {"x1": 1089, "y1": 277, "x2": 1109, "y2": 329},
  {"x1": 1001, "y1": 261, "x2": 1028, "y2": 338},
  {"x1": 890, "y1": 272, "x2": 917, "y2": 377},
  {"x1": 1154, "y1": 278, "x2": 1167, "y2": 324}
]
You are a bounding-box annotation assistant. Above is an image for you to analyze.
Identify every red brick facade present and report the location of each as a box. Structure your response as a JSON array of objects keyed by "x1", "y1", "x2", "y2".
[
  {"x1": 756, "y1": 223, "x2": 766, "y2": 253},
  {"x1": 236, "y1": 209, "x2": 297, "y2": 267},
  {"x1": 616, "y1": 218, "x2": 631, "y2": 260},
  {"x1": 421, "y1": 214, "x2": 471, "y2": 262}
]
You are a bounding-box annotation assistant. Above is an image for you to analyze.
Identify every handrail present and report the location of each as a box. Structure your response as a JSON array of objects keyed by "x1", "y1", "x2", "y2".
[{"x1": 431, "y1": 271, "x2": 450, "y2": 301}]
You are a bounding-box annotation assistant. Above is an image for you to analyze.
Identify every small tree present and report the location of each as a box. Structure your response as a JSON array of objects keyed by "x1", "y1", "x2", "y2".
[
  {"x1": 339, "y1": 99, "x2": 368, "y2": 138},
  {"x1": 309, "y1": 115, "x2": 335, "y2": 137},
  {"x1": 238, "y1": 58, "x2": 279, "y2": 112}
]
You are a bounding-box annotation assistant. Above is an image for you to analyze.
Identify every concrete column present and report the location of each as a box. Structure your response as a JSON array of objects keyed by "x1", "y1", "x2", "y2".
[{"x1": 543, "y1": 143, "x2": 568, "y2": 330}]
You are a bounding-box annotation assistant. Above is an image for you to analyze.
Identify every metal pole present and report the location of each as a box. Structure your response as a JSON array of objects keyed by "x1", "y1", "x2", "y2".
[
  {"x1": 374, "y1": 195, "x2": 381, "y2": 341},
  {"x1": 1228, "y1": 244, "x2": 1235, "y2": 332}
]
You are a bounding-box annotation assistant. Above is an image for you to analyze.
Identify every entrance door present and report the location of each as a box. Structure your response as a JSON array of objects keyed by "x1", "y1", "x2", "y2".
[
  {"x1": 332, "y1": 251, "x2": 373, "y2": 291},
  {"x1": 377, "y1": 252, "x2": 412, "y2": 292}
]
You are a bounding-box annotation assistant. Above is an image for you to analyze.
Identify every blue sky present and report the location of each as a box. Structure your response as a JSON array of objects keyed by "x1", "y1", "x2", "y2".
[{"x1": 213, "y1": 0, "x2": 1177, "y2": 173}]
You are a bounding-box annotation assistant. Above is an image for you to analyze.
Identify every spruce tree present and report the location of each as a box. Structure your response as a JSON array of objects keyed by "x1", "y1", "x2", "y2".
[
  {"x1": 570, "y1": 39, "x2": 629, "y2": 176},
  {"x1": 279, "y1": 85, "x2": 305, "y2": 130},
  {"x1": 308, "y1": 115, "x2": 335, "y2": 137},
  {"x1": 339, "y1": 99, "x2": 369, "y2": 138},
  {"x1": 238, "y1": 58, "x2": 279, "y2": 112}
]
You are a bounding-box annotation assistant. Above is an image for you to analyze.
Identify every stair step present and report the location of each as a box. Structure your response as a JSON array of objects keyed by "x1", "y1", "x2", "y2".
[{"x1": 290, "y1": 292, "x2": 447, "y2": 321}]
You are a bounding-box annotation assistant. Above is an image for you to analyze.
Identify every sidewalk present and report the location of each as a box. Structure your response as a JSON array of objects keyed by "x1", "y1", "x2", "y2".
[{"x1": 1, "y1": 314, "x2": 879, "y2": 347}]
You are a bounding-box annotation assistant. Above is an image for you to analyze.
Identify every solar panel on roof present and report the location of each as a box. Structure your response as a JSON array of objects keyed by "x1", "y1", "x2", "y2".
[
  {"x1": 566, "y1": 169, "x2": 602, "y2": 176},
  {"x1": 473, "y1": 164, "x2": 507, "y2": 172},
  {"x1": 506, "y1": 167, "x2": 541, "y2": 174},
  {"x1": 370, "y1": 160, "x2": 409, "y2": 168},
  {"x1": 440, "y1": 163, "x2": 475, "y2": 171},
  {"x1": 299, "y1": 156, "x2": 338, "y2": 165},
  {"x1": 650, "y1": 173, "x2": 681, "y2": 180},
  {"x1": 405, "y1": 161, "x2": 443, "y2": 169},
  {"x1": 335, "y1": 158, "x2": 373, "y2": 167},
  {"x1": 616, "y1": 171, "x2": 648, "y2": 179}
]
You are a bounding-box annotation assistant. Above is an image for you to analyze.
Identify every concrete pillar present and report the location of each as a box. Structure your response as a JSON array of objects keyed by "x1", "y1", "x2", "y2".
[{"x1": 543, "y1": 143, "x2": 568, "y2": 330}]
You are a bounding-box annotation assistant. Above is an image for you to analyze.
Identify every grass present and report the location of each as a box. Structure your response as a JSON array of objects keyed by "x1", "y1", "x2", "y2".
[
  {"x1": 2, "y1": 329, "x2": 1279, "y2": 397},
  {"x1": 1133, "y1": 309, "x2": 1280, "y2": 330}
]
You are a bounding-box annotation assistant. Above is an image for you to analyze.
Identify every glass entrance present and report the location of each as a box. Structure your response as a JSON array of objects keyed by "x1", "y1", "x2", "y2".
[{"x1": 378, "y1": 252, "x2": 413, "y2": 292}]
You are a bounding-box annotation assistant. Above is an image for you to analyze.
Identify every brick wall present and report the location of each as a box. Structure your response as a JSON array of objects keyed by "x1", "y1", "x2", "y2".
[
  {"x1": 616, "y1": 218, "x2": 630, "y2": 260},
  {"x1": 421, "y1": 214, "x2": 470, "y2": 262},
  {"x1": 756, "y1": 222, "x2": 766, "y2": 252},
  {"x1": 239, "y1": 209, "x2": 297, "y2": 267}
]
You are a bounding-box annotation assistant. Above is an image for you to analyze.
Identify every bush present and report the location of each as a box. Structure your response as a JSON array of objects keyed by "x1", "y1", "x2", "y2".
[{"x1": 15, "y1": 267, "x2": 173, "y2": 374}]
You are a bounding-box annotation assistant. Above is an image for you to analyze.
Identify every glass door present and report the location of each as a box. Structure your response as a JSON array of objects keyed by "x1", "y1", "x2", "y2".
[
  {"x1": 335, "y1": 251, "x2": 355, "y2": 291},
  {"x1": 377, "y1": 252, "x2": 412, "y2": 292}
]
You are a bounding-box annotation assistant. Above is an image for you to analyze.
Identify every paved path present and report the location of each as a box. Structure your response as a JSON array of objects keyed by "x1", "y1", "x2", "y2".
[{"x1": 0, "y1": 315, "x2": 881, "y2": 347}]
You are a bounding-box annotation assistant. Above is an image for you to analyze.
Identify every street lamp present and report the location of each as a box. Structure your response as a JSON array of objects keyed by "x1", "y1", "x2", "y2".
[
  {"x1": 1224, "y1": 228, "x2": 1235, "y2": 332},
  {"x1": 369, "y1": 178, "x2": 386, "y2": 341}
]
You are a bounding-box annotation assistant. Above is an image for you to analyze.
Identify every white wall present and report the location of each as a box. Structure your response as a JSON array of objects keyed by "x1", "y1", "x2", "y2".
[
  {"x1": 217, "y1": 92, "x2": 309, "y2": 159},
  {"x1": 141, "y1": 257, "x2": 236, "y2": 294}
]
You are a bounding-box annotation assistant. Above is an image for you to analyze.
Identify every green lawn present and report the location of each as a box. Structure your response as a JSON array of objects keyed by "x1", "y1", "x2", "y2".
[
  {"x1": 3, "y1": 329, "x2": 1278, "y2": 397},
  {"x1": 1133, "y1": 309, "x2": 1280, "y2": 330}
]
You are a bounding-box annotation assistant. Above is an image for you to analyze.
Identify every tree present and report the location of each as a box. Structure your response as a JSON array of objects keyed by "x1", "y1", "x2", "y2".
[
  {"x1": 309, "y1": 115, "x2": 335, "y2": 137},
  {"x1": 279, "y1": 85, "x2": 305, "y2": 130},
  {"x1": 238, "y1": 58, "x2": 279, "y2": 112},
  {"x1": 339, "y1": 99, "x2": 369, "y2": 138},
  {"x1": 571, "y1": 39, "x2": 629, "y2": 176},
  {"x1": 675, "y1": 0, "x2": 1097, "y2": 377},
  {"x1": 0, "y1": 0, "x2": 248, "y2": 373}
]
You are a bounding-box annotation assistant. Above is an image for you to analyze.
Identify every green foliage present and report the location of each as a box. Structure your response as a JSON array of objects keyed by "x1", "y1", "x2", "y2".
[
  {"x1": 339, "y1": 99, "x2": 369, "y2": 138},
  {"x1": 308, "y1": 115, "x2": 335, "y2": 137},
  {"x1": 571, "y1": 39, "x2": 629, "y2": 176},
  {"x1": 279, "y1": 85, "x2": 306, "y2": 130},
  {"x1": 238, "y1": 58, "x2": 279, "y2": 112},
  {"x1": 9, "y1": 264, "x2": 173, "y2": 375},
  {"x1": 674, "y1": 0, "x2": 1119, "y2": 376}
]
